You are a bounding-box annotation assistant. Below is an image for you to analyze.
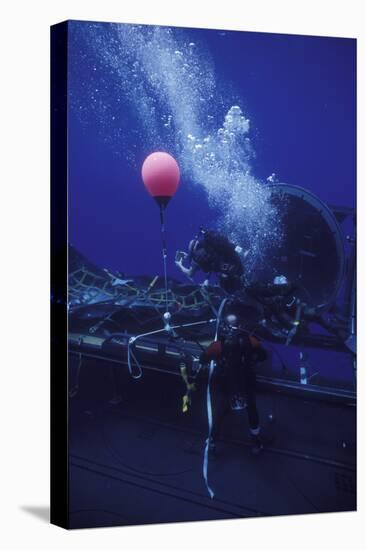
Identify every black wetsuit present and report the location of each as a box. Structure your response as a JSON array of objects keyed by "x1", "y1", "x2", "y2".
[
  {"x1": 191, "y1": 231, "x2": 244, "y2": 293},
  {"x1": 245, "y1": 281, "x2": 338, "y2": 338},
  {"x1": 201, "y1": 330, "x2": 267, "y2": 440},
  {"x1": 246, "y1": 281, "x2": 298, "y2": 330}
]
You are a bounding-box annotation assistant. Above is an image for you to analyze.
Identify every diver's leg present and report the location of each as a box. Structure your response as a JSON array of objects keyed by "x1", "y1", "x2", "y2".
[
  {"x1": 246, "y1": 374, "x2": 263, "y2": 454},
  {"x1": 246, "y1": 391, "x2": 260, "y2": 434},
  {"x1": 210, "y1": 376, "x2": 230, "y2": 450},
  {"x1": 304, "y1": 306, "x2": 347, "y2": 340},
  {"x1": 227, "y1": 360, "x2": 244, "y2": 410}
]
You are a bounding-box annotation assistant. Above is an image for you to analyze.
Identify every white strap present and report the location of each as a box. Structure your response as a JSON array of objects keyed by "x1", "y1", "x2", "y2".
[{"x1": 202, "y1": 298, "x2": 227, "y2": 499}]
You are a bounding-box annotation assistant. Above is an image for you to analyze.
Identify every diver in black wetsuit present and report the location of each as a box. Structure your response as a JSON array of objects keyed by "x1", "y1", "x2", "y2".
[
  {"x1": 245, "y1": 275, "x2": 299, "y2": 340},
  {"x1": 200, "y1": 312, "x2": 267, "y2": 454},
  {"x1": 175, "y1": 228, "x2": 245, "y2": 293},
  {"x1": 246, "y1": 275, "x2": 343, "y2": 344}
]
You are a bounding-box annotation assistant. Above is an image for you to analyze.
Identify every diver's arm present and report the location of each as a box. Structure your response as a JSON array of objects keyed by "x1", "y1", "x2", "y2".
[
  {"x1": 293, "y1": 300, "x2": 303, "y2": 324},
  {"x1": 284, "y1": 299, "x2": 303, "y2": 345},
  {"x1": 175, "y1": 258, "x2": 198, "y2": 281},
  {"x1": 249, "y1": 335, "x2": 267, "y2": 362},
  {"x1": 199, "y1": 340, "x2": 222, "y2": 365}
]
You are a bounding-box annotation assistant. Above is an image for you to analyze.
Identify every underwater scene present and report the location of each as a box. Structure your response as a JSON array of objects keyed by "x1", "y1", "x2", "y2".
[{"x1": 66, "y1": 21, "x2": 356, "y2": 528}]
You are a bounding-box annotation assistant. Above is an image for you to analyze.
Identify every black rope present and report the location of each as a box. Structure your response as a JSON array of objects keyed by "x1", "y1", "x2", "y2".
[{"x1": 159, "y1": 204, "x2": 169, "y2": 315}]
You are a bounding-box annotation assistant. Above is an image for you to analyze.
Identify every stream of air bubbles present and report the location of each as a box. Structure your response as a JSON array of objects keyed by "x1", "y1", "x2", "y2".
[{"x1": 70, "y1": 22, "x2": 285, "y2": 276}]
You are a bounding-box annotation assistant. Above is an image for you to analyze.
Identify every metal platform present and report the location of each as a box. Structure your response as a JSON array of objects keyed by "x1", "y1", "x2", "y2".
[{"x1": 68, "y1": 354, "x2": 356, "y2": 528}]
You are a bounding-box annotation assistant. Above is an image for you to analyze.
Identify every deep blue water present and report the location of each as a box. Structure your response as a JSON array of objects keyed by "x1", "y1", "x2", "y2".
[{"x1": 68, "y1": 21, "x2": 355, "y2": 278}]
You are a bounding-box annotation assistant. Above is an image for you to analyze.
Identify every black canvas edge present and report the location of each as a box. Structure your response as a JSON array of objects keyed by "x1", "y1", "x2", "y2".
[{"x1": 50, "y1": 20, "x2": 69, "y2": 529}]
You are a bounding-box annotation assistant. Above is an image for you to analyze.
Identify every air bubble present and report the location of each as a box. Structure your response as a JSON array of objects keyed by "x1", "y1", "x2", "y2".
[{"x1": 70, "y1": 23, "x2": 285, "y2": 276}]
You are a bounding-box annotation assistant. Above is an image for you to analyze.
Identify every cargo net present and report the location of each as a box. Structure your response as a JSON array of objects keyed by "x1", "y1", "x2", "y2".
[{"x1": 68, "y1": 265, "x2": 222, "y2": 313}]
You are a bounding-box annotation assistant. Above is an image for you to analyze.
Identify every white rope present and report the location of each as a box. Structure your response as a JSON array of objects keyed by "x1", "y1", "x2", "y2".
[
  {"x1": 127, "y1": 343, "x2": 143, "y2": 380},
  {"x1": 203, "y1": 298, "x2": 227, "y2": 499}
]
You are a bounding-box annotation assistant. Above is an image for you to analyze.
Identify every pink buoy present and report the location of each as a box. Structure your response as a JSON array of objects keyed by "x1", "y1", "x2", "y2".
[
  {"x1": 140, "y1": 152, "x2": 180, "y2": 318},
  {"x1": 141, "y1": 151, "x2": 180, "y2": 207}
]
